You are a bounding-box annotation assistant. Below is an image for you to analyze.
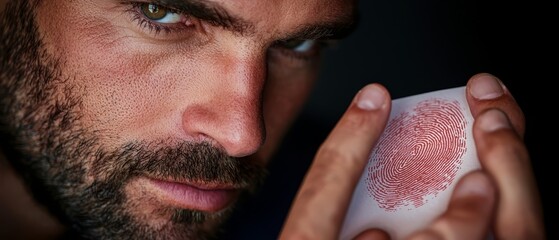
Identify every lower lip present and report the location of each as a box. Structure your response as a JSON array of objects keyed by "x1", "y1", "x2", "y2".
[{"x1": 147, "y1": 178, "x2": 239, "y2": 212}]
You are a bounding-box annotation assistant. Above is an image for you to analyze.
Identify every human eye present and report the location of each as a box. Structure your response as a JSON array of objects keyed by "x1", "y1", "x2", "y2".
[
  {"x1": 271, "y1": 39, "x2": 338, "y2": 62},
  {"x1": 125, "y1": 2, "x2": 197, "y2": 37},
  {"x1": 277, "y1": 39, "x2": 319, "y2": 58},
  {"x1": 140, "y1": 3, "x2": 182, "y2": 24}
]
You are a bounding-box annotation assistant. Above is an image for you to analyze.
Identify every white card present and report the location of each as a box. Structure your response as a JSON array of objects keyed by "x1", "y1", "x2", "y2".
[{"x1": 339, "y1": 86, "x2": 481, "y2": 240}]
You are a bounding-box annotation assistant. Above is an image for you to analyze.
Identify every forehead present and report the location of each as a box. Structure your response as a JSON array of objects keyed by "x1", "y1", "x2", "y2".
[{"x1": 221, "y1": 0, "x2": 355, "y2": 21}]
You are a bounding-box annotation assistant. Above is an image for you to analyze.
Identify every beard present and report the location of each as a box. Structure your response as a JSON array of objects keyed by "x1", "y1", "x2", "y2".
[{"x1": 0, "y1": 1, "x2": 267, "y2": 239}]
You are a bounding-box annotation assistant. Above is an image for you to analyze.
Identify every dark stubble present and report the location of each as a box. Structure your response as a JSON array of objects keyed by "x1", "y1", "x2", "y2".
[{"x1": 0, "y1": 1, "x2": 267, "y2": 239}]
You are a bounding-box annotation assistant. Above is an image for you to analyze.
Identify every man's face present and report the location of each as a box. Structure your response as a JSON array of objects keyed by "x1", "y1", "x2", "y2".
[{"x1": 0, "y1": 0, "x2": 355, "y2": 239}]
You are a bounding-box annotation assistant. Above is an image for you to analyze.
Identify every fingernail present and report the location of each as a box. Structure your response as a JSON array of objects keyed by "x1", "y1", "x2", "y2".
[
  {"x1": 455, "y1": 172, "x2": 490, "y2": 198},
  {"x1": 356, "y1": 84, "x2": 386, "y2": 110},
  {"x1": 478, "y1": 109, "x2": 511, "y2": 132},
  {"x1": 470, "y1": 74, "x2": 504, "y2": 100}
]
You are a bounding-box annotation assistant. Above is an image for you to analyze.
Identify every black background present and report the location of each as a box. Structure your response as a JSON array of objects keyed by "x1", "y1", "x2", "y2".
[{"x1": 222, "y1": 0, "x2": 555, "y2": 239}]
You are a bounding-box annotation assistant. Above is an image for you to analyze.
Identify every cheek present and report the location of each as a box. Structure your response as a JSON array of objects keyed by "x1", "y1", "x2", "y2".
[
  {"x1": 34, "y1": 3, "x2": 152, "y2": 136},
  {"x1": 66, "y1": 51, "x2": 208, "y2": 147},
  {"x1": 54, "y1": 43, "x2": 171, "y2": 138},
  {"x1": 35, "y1": 2, "x2": 208, "y2": 145},
  {"x1": 43, "y1": 36, "x2": 198, "y2": 147}
]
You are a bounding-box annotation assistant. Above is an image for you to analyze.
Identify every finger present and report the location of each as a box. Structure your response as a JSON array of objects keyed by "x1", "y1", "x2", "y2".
[
  {"x1": 465, "y1": 73, "x2": 525, "y2": 137},
  {"x1": 473, "y1": 109, "x2": 545, "y2": 239},
  {"x1": 279, "y1": 83, "x2": 391, "y2": 240},
  {"x1": 407, "y1": 171, "x2": 496, "y2": 240},
  {"x1": 353, "y1": 229, "x2": 391, "y2": 240}
]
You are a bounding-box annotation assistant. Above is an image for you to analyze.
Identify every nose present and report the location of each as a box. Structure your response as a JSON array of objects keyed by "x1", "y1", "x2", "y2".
[{"x1": 181, "y1": 51, "x2": 266, "y2": 158}]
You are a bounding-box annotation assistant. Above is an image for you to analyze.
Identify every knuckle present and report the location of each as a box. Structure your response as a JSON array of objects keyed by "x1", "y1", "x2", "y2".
[{"x1": 484, "y1": 134, "x2": 529, "y2": 163}]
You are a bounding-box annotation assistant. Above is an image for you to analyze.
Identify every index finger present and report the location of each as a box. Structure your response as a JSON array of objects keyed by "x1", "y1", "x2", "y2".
[{"x1": 279, "y1": 83, "x2": 391, "y2": 240}]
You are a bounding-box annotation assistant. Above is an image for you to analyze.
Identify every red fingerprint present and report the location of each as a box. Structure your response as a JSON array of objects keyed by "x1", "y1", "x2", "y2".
[{"x1": 367, "y1": 98, "x2": 467, "y2": 211}]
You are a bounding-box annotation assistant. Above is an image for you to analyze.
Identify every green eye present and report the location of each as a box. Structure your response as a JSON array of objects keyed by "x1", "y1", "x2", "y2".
[{"x1": 141, "y1": 3, "x2": 169, "y2": 21}]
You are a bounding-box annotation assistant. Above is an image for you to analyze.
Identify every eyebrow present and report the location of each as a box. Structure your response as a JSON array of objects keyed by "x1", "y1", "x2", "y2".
[
  {"x1": 152, "y1": 0, "x2": 253, "y2": 33},
  {"x1": 284, "y1": 15, "x2": 359, "y2": 41},
  {"x1": 152, "y1": 0, "x2": 358, "y2": 40}
]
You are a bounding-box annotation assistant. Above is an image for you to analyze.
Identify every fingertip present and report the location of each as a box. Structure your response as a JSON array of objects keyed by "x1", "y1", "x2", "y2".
[
  {"x1": 453, "y1": 171, "x2": 495, "y2": 201},
  {"x1": 355, "y1": 83, "x2": 390, "y2": 111},
  {"x1": 353, "y1": 229, "x2": 391, "y2": 240},
  {"x1": 467, "y1": 73, "x2": 505, "y2": 101},
  {"x1": 465, "y1": 72, "x2": 525, "y2": 137}
]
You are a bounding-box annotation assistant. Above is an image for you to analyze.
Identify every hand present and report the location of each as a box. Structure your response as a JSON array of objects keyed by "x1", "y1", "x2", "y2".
[
  {"x1": 278, "y1": 83, "x2": 392, "y2": 239},
  {"x1": 279, "y1": 73, "x2": 545, "y2": 240},
  {"x1": 399, "y1": 73, "x2": 545, "y2": 240}
]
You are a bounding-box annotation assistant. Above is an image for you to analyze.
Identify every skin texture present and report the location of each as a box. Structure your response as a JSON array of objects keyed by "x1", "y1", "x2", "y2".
[
  {"x1": 0, "y1": 0, "x2": 545, "y2": 240},
  {"x1": 0, "y1": 0, "x2": 355, "y2": 239}
]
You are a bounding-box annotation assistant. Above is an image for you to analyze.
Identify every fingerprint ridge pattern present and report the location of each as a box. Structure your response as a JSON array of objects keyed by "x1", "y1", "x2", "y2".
[{"x1": 367, "y1": 98, "x2": 467, "y2": 211}]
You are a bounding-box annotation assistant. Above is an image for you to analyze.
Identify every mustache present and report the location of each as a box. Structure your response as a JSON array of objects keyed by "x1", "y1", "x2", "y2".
[{"x1": 91, "y1": 141, "x2": 268, "y2": 191}]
